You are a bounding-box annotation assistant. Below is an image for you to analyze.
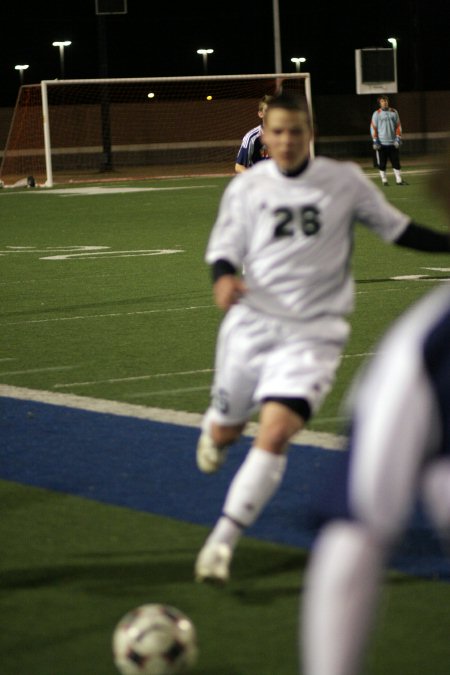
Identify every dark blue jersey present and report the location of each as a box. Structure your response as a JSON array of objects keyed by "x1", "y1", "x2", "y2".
[
  {"x1": 423, "y1": 294, "x2": 450, "y2": 457},
  {"x1": 313, "y1": 285, "x2": 450, "y2": 529},
  {"x1": 235, "y1": 125, "x2": 270, "y2": 168}
]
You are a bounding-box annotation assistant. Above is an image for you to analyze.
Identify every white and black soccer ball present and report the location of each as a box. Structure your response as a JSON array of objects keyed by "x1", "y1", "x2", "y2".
[{"x1": 112, "y1": 604, "x2": 198, "y2": 675}]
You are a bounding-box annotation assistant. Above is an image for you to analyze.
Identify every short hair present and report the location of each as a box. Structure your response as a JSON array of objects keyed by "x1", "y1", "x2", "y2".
[
  {"x1": 258, "y1": 94, "x2": 274, "y2": 112},
  {"x1": 378, "y1": 95, "x2": 389, "y2": 105},
  {"x1": 265, "y1": 92, "x2": 312, "y2": 125}
]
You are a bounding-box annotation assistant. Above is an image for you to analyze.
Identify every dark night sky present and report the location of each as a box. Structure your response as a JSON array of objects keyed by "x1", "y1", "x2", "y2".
[{"x1": 2, "y1": 0, "x2": 449, "y2": 106}]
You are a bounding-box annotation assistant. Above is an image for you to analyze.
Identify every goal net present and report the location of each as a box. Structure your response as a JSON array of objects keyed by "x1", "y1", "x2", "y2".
[{"x1": 0, "y1": 73, "x2": 313, "y2": 187}]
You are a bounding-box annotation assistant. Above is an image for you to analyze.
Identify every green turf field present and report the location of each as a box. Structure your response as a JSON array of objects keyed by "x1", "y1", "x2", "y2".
[
  {"x1": 1, "y1": 169, "x2": 448, "y2": 431},
  {"x1": 1, "y1": 167, "x2": 450, "y2": 674},
  {"x1": 2, "y1": 481, "x2": 450, "y2": 675}
]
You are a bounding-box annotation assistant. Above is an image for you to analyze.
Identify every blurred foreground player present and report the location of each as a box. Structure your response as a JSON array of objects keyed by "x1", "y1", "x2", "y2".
[
  {"x1": 194, "y1": 93, "x2": 450, "y2": 585},
  {"x1": 301, "y1": 152, "x2": 450, "y2": 675}
]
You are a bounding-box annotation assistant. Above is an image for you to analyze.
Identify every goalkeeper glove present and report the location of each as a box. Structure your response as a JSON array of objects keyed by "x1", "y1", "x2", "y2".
[
  {"x1": 373, "y1": 141, "x2": 381, "y2": 151},
  {"x1": 394, "y1": 136, "x2": 402, "y2": 149}
]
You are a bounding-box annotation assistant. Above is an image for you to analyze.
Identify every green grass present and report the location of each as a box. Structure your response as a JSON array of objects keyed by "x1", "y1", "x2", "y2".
[
  {"x1": 2, "y1": 481, "x2": 450, "y2": 675},
  {"x1": 1, "y1": 168, "x2": 450, "y2": 674},
  {"x1": 1, "y1": 170, "x2": 448, "y2": 430}
]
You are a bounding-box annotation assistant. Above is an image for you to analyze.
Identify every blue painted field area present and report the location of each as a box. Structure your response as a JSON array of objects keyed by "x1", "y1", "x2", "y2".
[{"x1": 1, "y1": 395, "x2": 448, "y2": 580}]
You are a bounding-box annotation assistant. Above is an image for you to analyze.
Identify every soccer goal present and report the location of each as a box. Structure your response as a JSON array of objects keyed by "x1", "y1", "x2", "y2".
[{"x1": 0, "y1": 73, "x2": 313, "y2": 187}]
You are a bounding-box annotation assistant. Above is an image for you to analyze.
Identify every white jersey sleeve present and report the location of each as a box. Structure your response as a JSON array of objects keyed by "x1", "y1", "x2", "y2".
[
  {"x1": 347, "y1": 162, "x2": 409, "y2": 241},
  {"x1": 206, "y1": 176, "x2": 249, "y2": 269}
]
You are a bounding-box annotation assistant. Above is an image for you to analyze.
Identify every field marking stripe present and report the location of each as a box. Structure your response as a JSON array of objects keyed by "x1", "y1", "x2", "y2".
[
  {"x1": 127, "y1": 385, "x2": 212, "y2": 396},
  {"x1": 54, "y1": 368, "x2": 214, "y2": 388},
  {"x1": 0, "y1": 384, "x2": 346, "y2": 450},
  {"x1": 0, "y1": 365, "x2": 76, "y2": 376},
  {"x1": 54, "y1": 353, "x2": 374, "y2": 390},
  {"x1": 0, "y1": 304, "x2": 215, "y2": 326}
]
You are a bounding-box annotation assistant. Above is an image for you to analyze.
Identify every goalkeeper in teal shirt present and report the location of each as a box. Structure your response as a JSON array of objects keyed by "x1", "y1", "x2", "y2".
[{"x1": 370, "y1": 95, "x2": 405, "y2": 186}]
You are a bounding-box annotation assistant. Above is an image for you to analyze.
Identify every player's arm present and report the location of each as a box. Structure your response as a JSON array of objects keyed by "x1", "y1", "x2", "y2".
[
  {"x1": 211, "y1": 259, "x2": 247, "y2": 310},
  {"x1": 370, "y1": 118, "x2": 380, "y2": 149},
  {"x1": 234, "y1": 163, "x2": 247, "y2": 173},
  {"x1": 235, "y1": 141, "x2": 250, "y2": 174},
  {"x1": 393, "y1": 112, "x2": 402, "y2": 147},
  {"x1": 394, "y1": 221, "x2": 450, "y2": 252}
]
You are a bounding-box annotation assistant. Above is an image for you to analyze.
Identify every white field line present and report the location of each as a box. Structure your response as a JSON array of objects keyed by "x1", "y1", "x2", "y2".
[
  {"x1": 1, "y1": 185, "x2": 217, "y2": 196},
  {"x1": 54, "y1": 352, "x2": 374, "y2": 390},
  {"x1": 127, "y1": 385, "x2": 212, "y2": 397},
  {"x1": 0, "y1": 304, "x2": 215, "y2": 326},
  {"x1": 0, "y1": 365, "x2": 76, "y2": 376},
  {"x1": 54, "y1": 368, "x2": 214, "y2": 389},
  {"x1": 1, "y1": 287, "x2": 428, "y2": 327},
  {"x1": 0, "y1": 271, "x2": 167, "y2": 286},
  {"x1": 365, "y1": 167, "x2": 436, "y2": 178},
  {"x1": 0, "y1": 384, "x2": 347, "y2": 450}
]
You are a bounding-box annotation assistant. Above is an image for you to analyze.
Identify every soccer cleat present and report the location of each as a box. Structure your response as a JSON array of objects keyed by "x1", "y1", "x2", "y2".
[
  {"x1": 196, "y1": 431, "x2": 228, "y2": 473},
  {"x1": 195, "y1": 541, "x2": 232, "y2": 584},
  {"x1": 396, "y1": 180, "x2": 408, "y2": 185},
  {"x1": 382, "y1": 180, "x2": 389, "y2": 186}
]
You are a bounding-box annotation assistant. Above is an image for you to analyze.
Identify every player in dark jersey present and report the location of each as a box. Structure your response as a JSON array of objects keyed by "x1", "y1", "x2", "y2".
[
  {"x1": 234, "y1": 95, "x2": 273, "y2": 173},
  {"x1": 301, "y1": 151, "x2": 450, "y2": 675}
]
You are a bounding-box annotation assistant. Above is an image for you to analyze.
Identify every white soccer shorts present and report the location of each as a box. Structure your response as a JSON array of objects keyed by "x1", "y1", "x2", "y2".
[{"x1": 209, "y1": 304, "x2": 350, "y2": 426}]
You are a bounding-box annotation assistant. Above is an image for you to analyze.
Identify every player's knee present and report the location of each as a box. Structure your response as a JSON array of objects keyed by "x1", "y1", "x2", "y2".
[
  {"x1": 257, "y1": 398, "x2": 307, "y2": 451},
  {"x1": 306, "y1": 520, "x2": 387, "y2": 590},
  {"x1": 318, "y1": 520, "x2": 382, "y2": 559},
  {"x1": 257, "y1": 420, "x2": 293, "y2": 453},
  {"x1": 352, "y1": 497, "x2": 404, "y2": 545}
]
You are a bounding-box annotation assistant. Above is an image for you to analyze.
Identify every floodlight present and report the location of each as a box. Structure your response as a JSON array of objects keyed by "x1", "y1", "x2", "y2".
[
  {"x1": 291, "y1": 57, "x2": 306, "y2": 72},
  {"x1": 52, "y1": 41, "x2": 72, "y2": 78}
]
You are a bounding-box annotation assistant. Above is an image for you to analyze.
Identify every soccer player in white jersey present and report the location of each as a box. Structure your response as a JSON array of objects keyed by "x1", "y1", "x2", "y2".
[
  {"x1": 194, "y1": 93, "x2": 450, "y2": 584},
  {"x1": 300, "y1": 153, "x2": 450, "y2": 675}
]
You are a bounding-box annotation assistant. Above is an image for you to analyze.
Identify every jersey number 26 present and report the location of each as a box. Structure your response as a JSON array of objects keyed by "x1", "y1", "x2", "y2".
[{"x1": 274, "y1": 205, "x2": 321, "y2": 238}]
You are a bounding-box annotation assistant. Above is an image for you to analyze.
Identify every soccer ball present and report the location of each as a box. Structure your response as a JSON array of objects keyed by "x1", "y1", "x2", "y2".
[{"x1": 112, "y1": 604, "x2": 198, "y2": 675}]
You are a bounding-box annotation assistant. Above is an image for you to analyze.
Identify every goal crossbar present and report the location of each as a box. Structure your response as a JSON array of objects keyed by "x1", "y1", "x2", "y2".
[{"x1": 3, "y1": 73, "x2": 313, "y2": 187}]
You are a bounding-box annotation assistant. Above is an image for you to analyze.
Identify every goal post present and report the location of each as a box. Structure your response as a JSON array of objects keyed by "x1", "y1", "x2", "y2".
[{"x1": 1, "y1": 73, "x2": 314, "y2": 187}]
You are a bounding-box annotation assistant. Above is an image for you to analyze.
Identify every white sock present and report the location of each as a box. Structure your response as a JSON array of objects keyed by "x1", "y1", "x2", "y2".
[
  {"x1": 301, "y1": 521, "x2": 386, "y2": 675},
  {"x1": 379, "y1": 170, "x2": 387, "y2": 182},
  {"x1": 206, "y1": 515, "x2": 242, "y2": 549},
  {"x1": 207, "y1": 447, "x2": 287, "y2": 549},
  {"x1": 393, "y1": 168, "x2": 402, "y2": 183}
]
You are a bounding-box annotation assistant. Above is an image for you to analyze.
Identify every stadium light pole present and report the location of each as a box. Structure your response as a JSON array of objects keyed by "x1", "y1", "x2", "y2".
[
  {"x1": 197, "y1": 49, "x2": 214, "y2": 75},
  {"x1": 291, "y1": 57, "x2": 306, "y2": 73},
  {"x1": 272, "y1": 0, "x2": 282, "y2": 73},
  {"x1": 52, "y1": 40, "x2": 72, "y2": 79},
  {"x1": 14, "y1": 64, "x2": 29, "y2": 86}
]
